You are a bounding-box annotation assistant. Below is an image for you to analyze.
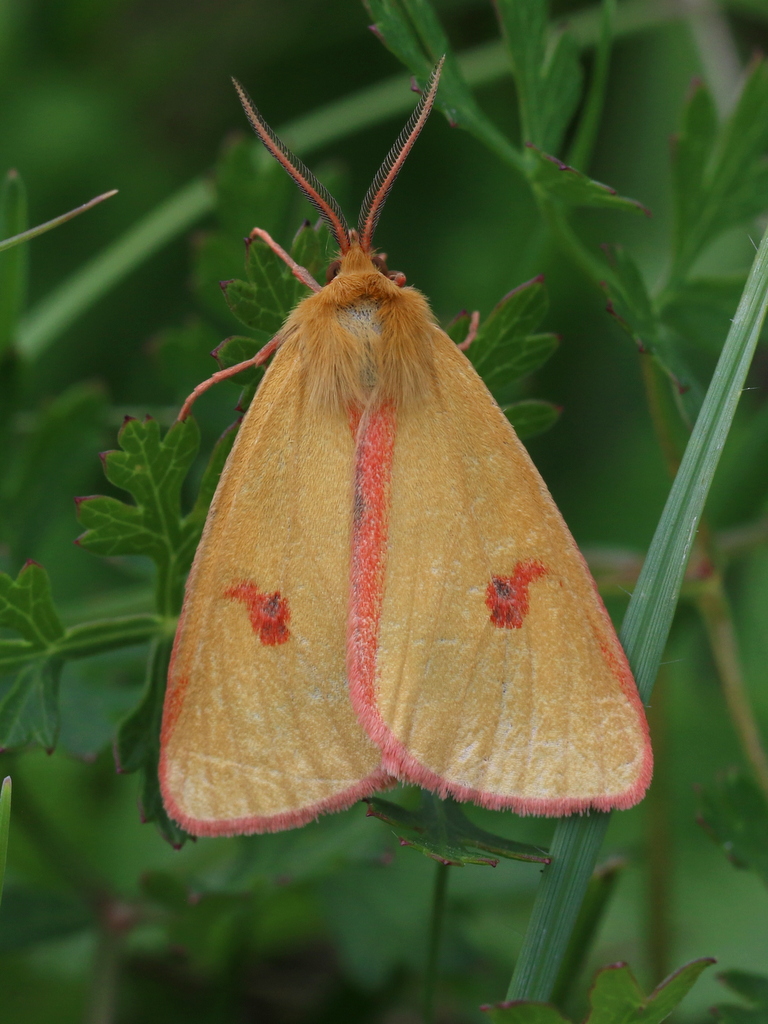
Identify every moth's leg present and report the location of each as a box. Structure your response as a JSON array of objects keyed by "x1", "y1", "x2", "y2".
[
  {"x1": 176, "y1": 333, "x2": 282, "y2": 422},
  {"x1": 457, "y1": 311, "x2": 480, "y2": 352},
  {"x1": 248, "y1": 227, "x2": 322, "y2": 293}
]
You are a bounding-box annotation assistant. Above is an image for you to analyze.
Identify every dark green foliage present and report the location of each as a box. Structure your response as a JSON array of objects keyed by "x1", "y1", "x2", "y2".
[
  {"x1": 2, "y1": 0, "x2": 768, "y2": 1020},
  {"x1": 698, "y1": 769, "x2": 768, "y2": 885},
  {"x1": 483, "y1": 958, "x2": 715, "y2": 1023},
  {"x1": 366, "y1": 792, "x2": 549, "y2": 865},
  {"x1": 715, "y1": 971, "x2": 768, "y2": 1024}
]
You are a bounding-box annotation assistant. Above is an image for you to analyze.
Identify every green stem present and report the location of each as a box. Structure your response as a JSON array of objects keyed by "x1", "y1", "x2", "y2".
[
  {"x1": 423, "y1": 861, "x2": 450, "y2": 1024},
  {"x1": 567, "y1": 0, "x2": 616, "y2": 172},
  {"x1": 0, "y1": 776, "x2": 10, "y2": 911},
  {"x1": 507, "y1": 212, "x2": 768, "y2": 1004},
  {"x1": 697, "y1": 579, "x2": 768, "y2": 800},
  {"x1": 87, "y1": 926, "x2": 124, "y2": 1024},
  {"x1": 646, "y1": 672, "x2": 672, "y2": 984}
]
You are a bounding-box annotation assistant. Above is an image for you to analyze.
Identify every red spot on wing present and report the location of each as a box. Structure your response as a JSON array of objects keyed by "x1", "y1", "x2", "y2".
[
  {"x1": 225, "y1": 582, "x2": 291, "y2": 645},
  {"x1": 486, "y1": 560, "x2": 548, "y2": 629}
]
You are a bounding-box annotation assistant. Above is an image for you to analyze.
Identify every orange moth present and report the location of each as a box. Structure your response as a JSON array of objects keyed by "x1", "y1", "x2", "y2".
[{"x1": 159, "y1": 61, "x2": 652, "y2": 836}]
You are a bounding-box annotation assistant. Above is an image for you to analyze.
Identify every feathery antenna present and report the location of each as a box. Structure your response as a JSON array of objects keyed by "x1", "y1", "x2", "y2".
[
  {"x1": 358, "y1": 58, "x2": 444, "y2": 253},
  {"x1": 232, "y1": 78, "x2": 351, "y2": 253}
]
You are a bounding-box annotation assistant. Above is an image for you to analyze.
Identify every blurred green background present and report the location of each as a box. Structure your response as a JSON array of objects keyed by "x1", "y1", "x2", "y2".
[{"x1": 2, "y1": 0, "x2": 768, "y2": 1021}]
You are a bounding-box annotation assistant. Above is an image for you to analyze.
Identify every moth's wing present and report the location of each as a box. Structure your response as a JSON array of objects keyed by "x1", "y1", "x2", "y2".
[
  {"x1": 161, "y1": 339, "x2": 387, "y2": 836},
  {"x1": 349, "y1": 332, "x2": 652, "y2": 815}
]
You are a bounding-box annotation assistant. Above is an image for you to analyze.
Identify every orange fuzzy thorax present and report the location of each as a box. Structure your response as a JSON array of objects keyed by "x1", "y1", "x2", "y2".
[{"x1": 280, "y1": 243, "x2": 437, "y2": 411}]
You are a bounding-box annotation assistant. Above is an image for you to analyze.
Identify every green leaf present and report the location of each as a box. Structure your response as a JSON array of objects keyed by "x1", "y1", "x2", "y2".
[
  {"x1": 0, "y1": 561, "x2": 64, "y2": 648},
  {"x1": 602, "y1": 245, "x2": 704, "y2": 418},
  {"x1": 291, "y1": 219, "x2": 333, "y2": 283},
  {"x1": 212, "y1": 336, "x2": 269, "y2": 412},
  {"x1": 0, "y1": 170, "x2": 28, "y2": 356},
  {"x1": 485, "y1": 334, "x2": 559, "y2": 390},
  {"x1": 482, "y1": 1003, "x2": 569, "y2": 1024},
  {"x1": 503, "y1": 400, "x2": 561, "y2": 439},
  {"x1": 671, "y1": 61, "x2": 768, "y2": 276},
  {"x1": 671, "y1": 80, "x2": 718, "y2": 266},
  {"x1": 76, "y1": 416, "x2": 201, "y2": 616},
  {"x1": 222, "y1": 225, "x2": 309, "y2": 337},
  {"x1": 469, "y1": 276, "x2": 549, "y2": 375},
  {"x1": 494, "y1": 0, "x2": 582, "y2": 154},
  {"x1": 527, "y1": 145, "x2": 649, "y2": 214},
  {"x1": 485, "y1": 959, "x2": 714, "y2": 1024},
  {"x1": 365, "y1": 0, "x2": 523, "y2": 169},
  {"x1": 586, "y1": 959, "x2": 714, "y2": 1024},
  {"x1": 0, "y1": 563, "x2": 64, "y2": 751},
  {"x1": 0, "y1": 886, "x2": 92, "y2": 951},
  {"x1": 244, "y1": 232, "x2": 310, "y2": 322},
  {"x1": 697, "y1": 769, "x2": 768, "y2": 885},
  {"x1": 0, "y1": 657, "x2": 61, "y2": 751},
  {"x1": 366, "y1": 791, "x2": 549, "y2": 866},
  {"x1": 0, "y1": 777, "x2": 10, "y2": 911}
]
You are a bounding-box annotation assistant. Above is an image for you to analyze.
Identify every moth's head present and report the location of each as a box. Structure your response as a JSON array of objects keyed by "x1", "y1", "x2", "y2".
[
  {"x1": 232, "y1": 58, "x2": 443, "y2": 288},
  {"x1": 325, "y1": 233, "x2": 407, "y2": 287}
]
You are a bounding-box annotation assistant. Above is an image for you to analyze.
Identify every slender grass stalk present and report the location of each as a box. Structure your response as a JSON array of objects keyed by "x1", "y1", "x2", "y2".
[
  {"x1": 17, "y1": 181, "x2": 207, "y2": 359},
  {"x1": 423, "y1": 862, "x2": 450, "y2": 1024},
  {"x1": 0, "y1": 776, "x2": 11, "y2": 911},
  {"x1": 507, "y1": 216, "x2": 768, "y2": 1003},
  {"x1": 0, "y1": 190, "x2": 117, "y2": 257}
]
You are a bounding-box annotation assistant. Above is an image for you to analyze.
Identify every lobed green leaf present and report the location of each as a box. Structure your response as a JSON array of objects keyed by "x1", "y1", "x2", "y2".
[
  {"x1": 494, "y1": 0, "x2": 582, "y2": 154},
  {"x1": 364, "y1": 0, "x2": 523, "y2": 169},
  {"x1": 527, "y1": 146, "x2": 648, "y2": 214},
  {"x1": 367, "y1": 791, "x2": 549, "y2": 866}
]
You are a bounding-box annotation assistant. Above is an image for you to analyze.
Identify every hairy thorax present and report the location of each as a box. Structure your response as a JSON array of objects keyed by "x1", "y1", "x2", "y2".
[{"x1": 280, "y1": 244, "x2": 438, "y2": 411}]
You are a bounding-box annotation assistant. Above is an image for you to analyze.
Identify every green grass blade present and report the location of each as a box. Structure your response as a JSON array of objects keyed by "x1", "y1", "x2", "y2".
[
  {"x1": 508, "y1": 218, "x2": 768, "y2": 1002},
  {"x1": 0, "y1": 776, "x2": 11, "y2": 912}
]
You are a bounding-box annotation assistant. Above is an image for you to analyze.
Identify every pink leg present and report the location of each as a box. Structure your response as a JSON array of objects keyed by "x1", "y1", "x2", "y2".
[
  {"x1": 249, "y1": 227, "x2": 322, "y2": 293},
  {"x1": 457, "y1": 310, "x2": 480, "y2": 351},
  {"x1": 177, "y1": 333, "x2": 281, "y2": 422}
]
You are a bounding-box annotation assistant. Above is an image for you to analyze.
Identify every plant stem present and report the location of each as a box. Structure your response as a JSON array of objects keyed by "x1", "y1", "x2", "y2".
[
  {"x1": 87, "y1": 926, "x2": 124, "y2": 1024},
  {"x1": 423, "y1": 861, "x2": 450, "y2": 1024},
  {"x1": 697, "y1": 579, "x2": 768, "y2": 800},
  {"x1": 568, "y1": 0, "x2": 616, "y2": 172},
  {"x1": 646, "y1": 672, "x2": 673, "y2": 984}
]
